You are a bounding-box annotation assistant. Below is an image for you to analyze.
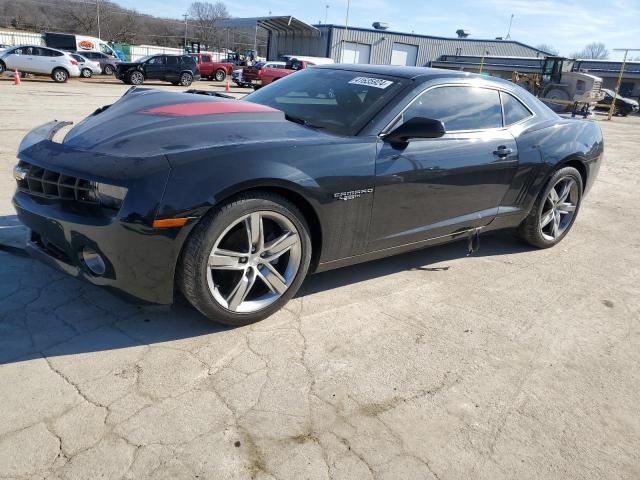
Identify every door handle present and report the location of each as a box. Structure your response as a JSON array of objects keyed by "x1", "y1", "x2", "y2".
[{"x1": 493, "y1": 145, "x2": 513, "y2": 157}]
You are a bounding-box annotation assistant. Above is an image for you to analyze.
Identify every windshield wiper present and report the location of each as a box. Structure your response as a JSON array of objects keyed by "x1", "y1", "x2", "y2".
[{"x1": 284, "y1": 113, "x2": 326, "y2": 130}]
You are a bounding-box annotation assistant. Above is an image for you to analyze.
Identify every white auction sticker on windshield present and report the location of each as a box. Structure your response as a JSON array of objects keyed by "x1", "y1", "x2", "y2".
[{"x1": 348, "y1": 77, "x2": 394, "y2": 89}]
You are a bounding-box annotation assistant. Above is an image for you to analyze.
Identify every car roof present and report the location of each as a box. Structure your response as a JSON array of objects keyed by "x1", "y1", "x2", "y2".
[{"x1": 314, "y1": 63, "x2": 473, "y2": 79}]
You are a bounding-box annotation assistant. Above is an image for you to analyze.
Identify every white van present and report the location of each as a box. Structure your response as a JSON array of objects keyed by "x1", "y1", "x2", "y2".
[{"x1": 43, "y1": 32, "x2": 124, "y2": 61}]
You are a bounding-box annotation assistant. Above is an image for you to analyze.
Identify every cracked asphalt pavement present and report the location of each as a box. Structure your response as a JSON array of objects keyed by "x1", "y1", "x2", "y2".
[{"x1": 0, "y1": 78, "x2": 639, "y2": 479}]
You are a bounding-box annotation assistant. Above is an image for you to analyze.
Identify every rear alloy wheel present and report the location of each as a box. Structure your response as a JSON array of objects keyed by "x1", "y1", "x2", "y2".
[
  {"x1": 81, "y1": 68, "x2": 92, "y2": 78},
  {"x1": 214, "y1": 69, "x2": 226, "y2": 82},
  {"x1": 51, "y1": 68, "x2": 69, "y2": 83},
  {"x1": 128, "y1": 71, "x2": 144, "y2": 85},
  {"x1": 178, "y1": 192, "x2": 312, "y2": 326},
  {"x1": 519, "y1": 166, "x2": 583, "y2": 248},
  {"x1": 180, "y1": 72, "x2": 193, "y2": 86},
  {"x1": 103, "y1": 65, "x2": 114, "y2": 75},
  {"x1": 0, "y1": 61, "x2": 5, "y2": 74}
]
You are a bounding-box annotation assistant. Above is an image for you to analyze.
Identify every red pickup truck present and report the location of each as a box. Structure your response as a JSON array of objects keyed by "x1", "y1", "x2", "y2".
[
  {"x1": 189, "y1": 53, "x2": 234, "y2": 82},
  {"x1": 260, "y1": 59, "x2": 315, "y2": 87}
]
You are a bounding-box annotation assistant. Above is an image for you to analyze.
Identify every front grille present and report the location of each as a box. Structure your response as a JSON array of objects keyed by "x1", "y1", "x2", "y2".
[{"x1": 15, "y1": 162, "x2": 98, "y2": 204}]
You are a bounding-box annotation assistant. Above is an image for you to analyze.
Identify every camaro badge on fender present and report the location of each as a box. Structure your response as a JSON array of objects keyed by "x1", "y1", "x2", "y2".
[{"x1": 334, "y1": 188, "x2": 374, "y2": 201}]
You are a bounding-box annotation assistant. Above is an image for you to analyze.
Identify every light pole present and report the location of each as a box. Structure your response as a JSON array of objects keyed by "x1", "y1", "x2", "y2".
[
  {"x1": 607, "y1": 48, "x2": 640, "y2": 120},
  {"x1": 479, "y1": 49, "x2": 489, "y2": 74},
  {"x1": 325, "y1": 5, "x2": 330, "y2": 24},
  {"x1": 505, "y1": 14, "x2": 514, "y2": 40},
  {"x1": 340, "y1": 0, "x2": 350, "y2": 62}
]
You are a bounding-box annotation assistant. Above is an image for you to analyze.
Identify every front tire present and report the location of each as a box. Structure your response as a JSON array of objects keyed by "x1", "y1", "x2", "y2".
[
  {"x1": 178, "y1": 192, "x2": 312, "y2": 326},
  {"x1": 128, "y1": 70, "x2": 144, "y2": 85},
  {"x1": 103, "y1": 65, "x2": 114, "y2": 75},
  {"x1": 0, "y1": 61, "x2": 6, "y2": 75},
  {"x1": 51, "y1": 68, "x2": 69, "y2": 83},
  {"x1": 518, "y1": 166, "x2": 583, "y2": 248}
]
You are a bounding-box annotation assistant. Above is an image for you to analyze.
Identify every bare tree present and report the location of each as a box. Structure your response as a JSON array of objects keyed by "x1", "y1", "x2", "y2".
[
  {"x1": 188, "y1": 1, "x2": 229, "y2": 49},
  {"x1": 535, "y1": 43, "x2": 559, "y2": 56},
  {"x1": 571, "y1": 42, "x2": 609, "y2": 59}
]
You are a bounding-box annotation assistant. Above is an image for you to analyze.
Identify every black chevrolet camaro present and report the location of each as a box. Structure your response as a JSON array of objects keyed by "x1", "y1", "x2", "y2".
[{"x1": 13, "y1": 65, "x2": 604, "y2": 325}]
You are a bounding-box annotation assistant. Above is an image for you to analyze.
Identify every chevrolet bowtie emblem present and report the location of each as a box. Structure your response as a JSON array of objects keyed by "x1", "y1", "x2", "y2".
[{"x1": 13, "y1": 164, "x2": 28, "y2": 181}]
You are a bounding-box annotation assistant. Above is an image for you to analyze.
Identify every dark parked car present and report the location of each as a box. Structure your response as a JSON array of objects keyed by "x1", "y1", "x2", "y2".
[
  {"x1": 115, "y1": 54, "x2": 200, "y2": 86},
  {"x1": 595, "y1": 88, "x2": 639, "y2": 116},
  {"x1": 76, "y1": 51, "x2": 118, "y2": 75},
  {"x1": 12, "y1": 65, "x2": 603, "y2": 325}
]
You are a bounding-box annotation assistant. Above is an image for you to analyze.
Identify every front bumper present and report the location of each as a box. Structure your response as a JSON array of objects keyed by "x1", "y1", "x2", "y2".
[{"x1": 12, "y1": 121, "x2": 183, "y2": 305}]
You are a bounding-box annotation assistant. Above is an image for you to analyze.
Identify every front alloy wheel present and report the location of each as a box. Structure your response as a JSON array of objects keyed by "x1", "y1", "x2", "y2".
[
  {"x1": 129, "y1": 71, "x2": 144, "y2": 85},
  {"x1": 207, "y1": 212, "x2": 302, "y2": 313},
  {"x1": 178, "y1": 192, "x2": 312, "y2": 326}
]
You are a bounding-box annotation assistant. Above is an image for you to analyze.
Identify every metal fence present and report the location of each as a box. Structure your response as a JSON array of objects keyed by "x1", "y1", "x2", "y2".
[{"x1": 0, "y1": 30, "x2": 43, "y2": 47}]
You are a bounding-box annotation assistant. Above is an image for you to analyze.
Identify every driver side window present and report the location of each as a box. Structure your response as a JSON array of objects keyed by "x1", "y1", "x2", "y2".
[
  {"x1": 403, "y1": 86, "x2": 503, "y2": 132},
  {"x1": 147, "y1": 56, "x2": 164, "y2": 65}
]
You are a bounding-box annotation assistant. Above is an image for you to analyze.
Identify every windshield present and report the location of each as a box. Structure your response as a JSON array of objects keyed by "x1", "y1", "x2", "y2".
[{"x1": 244, "y1": 68, "x2": 408, "y2": 136}]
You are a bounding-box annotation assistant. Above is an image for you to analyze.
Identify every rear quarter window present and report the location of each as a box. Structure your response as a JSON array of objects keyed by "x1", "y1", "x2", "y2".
[{"x1": 501, "y1": 92, "x2": 533, "y2": 125}]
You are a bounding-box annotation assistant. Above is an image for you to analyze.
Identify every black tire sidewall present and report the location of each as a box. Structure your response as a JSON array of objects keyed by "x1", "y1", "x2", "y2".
[
  {"x1": 81, "y1": 68, "x2": 92, "y2": 78},
  {"x1": 520, "y1": 166, "x2": 583, "y2": 248},
  {"x1": 215, "y1": 69, "x2": 226, "y2": 81},
  {"x1": 179, "y1": 193, "x2": 312, "y2": 326},
  {"x1": 104, "y1": 65, "x2": 113, "y2": 75}
]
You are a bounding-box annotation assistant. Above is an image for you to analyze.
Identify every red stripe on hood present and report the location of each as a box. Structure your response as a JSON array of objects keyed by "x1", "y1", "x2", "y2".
[{"x1": 139, "y1": 101, "x2": 278, "y2": 116}]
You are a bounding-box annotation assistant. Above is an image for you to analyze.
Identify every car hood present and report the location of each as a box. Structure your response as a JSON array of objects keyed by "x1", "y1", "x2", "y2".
[{"x1": 61, "y1": 88, "x2": 327, "y2": 157}]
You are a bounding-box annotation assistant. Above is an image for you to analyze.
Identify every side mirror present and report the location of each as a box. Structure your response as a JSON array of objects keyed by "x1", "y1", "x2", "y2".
[{"x1": 384, "y1": 117, "x2": 445, "y2": 143}]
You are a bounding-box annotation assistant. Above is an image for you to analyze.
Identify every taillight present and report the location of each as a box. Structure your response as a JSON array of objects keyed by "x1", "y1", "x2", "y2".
[{"x1": 70, "y1": 60, "x2": 78, "y2": 65}]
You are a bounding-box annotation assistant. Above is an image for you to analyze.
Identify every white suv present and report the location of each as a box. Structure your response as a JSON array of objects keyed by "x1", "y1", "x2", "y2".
[{"x1": 0, "y1": 45, "x2": 81, "y2": 82}]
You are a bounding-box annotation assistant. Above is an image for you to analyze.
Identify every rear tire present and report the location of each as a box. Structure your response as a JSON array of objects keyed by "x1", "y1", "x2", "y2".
[
  {"x1": 81, "y1": 68, "x2": 92, "y2": 78},
  {"x1": 178, "y1": 192, "x2": 312, "y2": 326},
  {"x1": 518, "y1": 166, "x2": 583, "y2": 248},
  {"x1": 179, "y1": 72, "x2": 193, "y2": 86},
  {"x1": 103, "y1": 65, "x2": 114, "y2": 75},
  {"x1": 214, "y1": 69, "x2": 226, "y2": 82},
  {"x1": 51, "y1": 68, "x2": 69, "y2": 83},
  {"x1": 0, "y1": 61, "x2": 5, "y2": 75}
]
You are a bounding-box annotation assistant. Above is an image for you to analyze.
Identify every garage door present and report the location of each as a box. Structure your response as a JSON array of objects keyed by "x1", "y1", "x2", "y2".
[
  {"x1": 341, "y1": 42, "x2": 371, "y2": 64},
  {"x1": 391, "y1": 43, "x2": 418, "y2": 66}
]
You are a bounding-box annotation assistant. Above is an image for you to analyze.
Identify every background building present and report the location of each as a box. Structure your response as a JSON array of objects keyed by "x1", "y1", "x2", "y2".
[{"x1": 265, "y1": 22, "x2": 548, "y2": 65}]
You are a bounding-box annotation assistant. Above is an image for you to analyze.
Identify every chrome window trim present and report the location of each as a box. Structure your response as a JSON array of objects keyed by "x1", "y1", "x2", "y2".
[{"x1": 380, "y1": 82, "x2": 537, "y2": 136}]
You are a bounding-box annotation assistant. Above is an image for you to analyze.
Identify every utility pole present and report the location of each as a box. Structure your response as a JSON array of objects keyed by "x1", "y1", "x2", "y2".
[
  {"x1": 325, "y1": 5, "x2": 330, "y2": 24},
  {"x1": 607, "y1": 48, "x2": 640, "y2": 120},
  {"x1": 505, "y1": 14, "x2": 514, "y2": 39},
  {"x1": 96, "y1": 0, "x2": 101, "y2": 38},
  {"x1": 183, "y1": 13, "x2": 188, "y2": 48}
]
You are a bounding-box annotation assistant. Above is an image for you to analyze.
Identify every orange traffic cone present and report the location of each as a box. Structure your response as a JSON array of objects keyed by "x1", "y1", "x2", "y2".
[
  {"x1": 225, "y1": 81, "x2": 230, "y2": 92},
  {"x1": 13, "y1": 69, "x2": 21, "y2": 86}
]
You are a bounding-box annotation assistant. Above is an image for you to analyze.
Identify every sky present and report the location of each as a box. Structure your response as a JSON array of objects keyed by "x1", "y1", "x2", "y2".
[{"x1": 113, "y1": 0, "x2": 639, "y2": 59}]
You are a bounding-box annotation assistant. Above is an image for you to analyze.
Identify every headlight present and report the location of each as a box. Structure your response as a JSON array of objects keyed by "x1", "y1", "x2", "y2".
[{"x1": 93, "y1": 182, "x2": 127, "y2": 209}]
